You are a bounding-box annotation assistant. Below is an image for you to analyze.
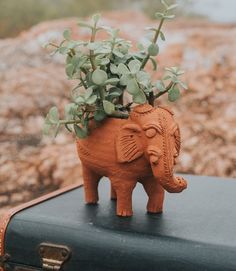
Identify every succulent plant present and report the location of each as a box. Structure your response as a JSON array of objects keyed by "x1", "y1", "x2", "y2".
[{"x1": 44, "y1": 0, "x2": 187, "y2": 138}]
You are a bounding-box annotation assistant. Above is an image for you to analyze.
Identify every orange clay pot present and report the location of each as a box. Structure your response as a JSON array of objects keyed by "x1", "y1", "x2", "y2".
[{"x1": 76, "y1": 103, "x2": 187, "y2": 217}]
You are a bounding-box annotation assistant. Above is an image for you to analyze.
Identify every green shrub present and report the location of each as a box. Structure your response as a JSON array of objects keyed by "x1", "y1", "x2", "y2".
[{"x1": 43, "y1": 0, "x2": 187, "y2": 139}]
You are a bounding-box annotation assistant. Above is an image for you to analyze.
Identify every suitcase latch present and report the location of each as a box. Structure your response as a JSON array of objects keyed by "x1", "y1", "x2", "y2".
[
  {"x1": 38, "y1": 243, "x2": 71, "y2": 271},
  {"x1": 0, "y1": 253, "x2": 10, "y2": 270}
]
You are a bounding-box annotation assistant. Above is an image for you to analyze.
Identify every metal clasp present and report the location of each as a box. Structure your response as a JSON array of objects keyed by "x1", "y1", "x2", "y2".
[
  {"x1": 38, "y1": 243, "x2": 71, "y2": 271},
  {"x1": 0, "y1": 253, "x2": 10, "y2": 270}
]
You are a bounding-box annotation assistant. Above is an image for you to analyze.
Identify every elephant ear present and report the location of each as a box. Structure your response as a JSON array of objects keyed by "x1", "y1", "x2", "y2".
[{"x1": 116, "y1": 123, "x2": 143, "y2": 163}]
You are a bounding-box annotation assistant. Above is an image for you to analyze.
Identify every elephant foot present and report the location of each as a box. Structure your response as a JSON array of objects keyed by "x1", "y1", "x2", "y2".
[
  {"x1": 110, "y1": 185, "x2": 117, "y2": 201},
  {"x1": 147, "y1": 202, "x2": 163, "y2": 214},
  {"x1": 85, "y1": 194, "x2": 99, "y2": 204},
  {"x1": 86, "y1": 201, "x2": 98, "y2": 205},
  {"x1": 117, "y1": 208, "x2": 133, "y2": 217}
]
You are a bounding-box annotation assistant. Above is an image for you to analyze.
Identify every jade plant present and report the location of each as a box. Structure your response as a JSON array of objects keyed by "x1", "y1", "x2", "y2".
[{"x1": 44, "y1": 0, "x2": 187, "y2": 138}]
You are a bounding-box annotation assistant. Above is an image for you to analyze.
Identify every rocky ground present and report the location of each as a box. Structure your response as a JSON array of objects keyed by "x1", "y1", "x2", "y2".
[{"x1": 1, "y1": 11, "x2": 236, "y2": 214}]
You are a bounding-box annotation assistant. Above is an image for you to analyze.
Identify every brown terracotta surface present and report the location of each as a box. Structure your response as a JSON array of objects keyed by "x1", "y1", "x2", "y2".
[
  {"x1": 1, "y1": 11, "x2": 236, "y2": 213},
  {"x1": 77, "y1": 104, "x2": 187, "y2": 216}
]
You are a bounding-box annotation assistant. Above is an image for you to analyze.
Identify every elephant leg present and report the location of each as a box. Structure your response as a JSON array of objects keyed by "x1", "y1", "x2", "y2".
[
  {"x1": 142, "y1": 177, "x2": 165, "y2": 213},
  {"x1": 110, "y1": 184, "x2": 117, "y2": 200},
  {"x1": 82, "y1": 164, "x2": 101, "y2": 204},
  {"x1": 111, "y1": 179, "x2": 136, "y2": 217}
]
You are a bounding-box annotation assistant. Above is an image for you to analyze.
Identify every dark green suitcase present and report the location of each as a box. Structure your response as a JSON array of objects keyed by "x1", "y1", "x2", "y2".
[{"x1": 1, "y1": 175, "x2": 236, "y2": 271}]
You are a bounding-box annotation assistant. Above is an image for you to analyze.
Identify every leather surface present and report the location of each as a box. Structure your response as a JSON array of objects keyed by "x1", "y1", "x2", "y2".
[
  {"x1": 0, "y1": 183, "x2": 80, "y2": 258},
  {"x1": 5, "y1": 175, "x2": 236, "y2": 270}
]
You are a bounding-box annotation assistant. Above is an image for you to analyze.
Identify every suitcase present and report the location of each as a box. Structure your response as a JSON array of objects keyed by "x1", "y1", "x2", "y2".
[{"x1": 1, "y1": 174, "x2": 236, "y2": 271}]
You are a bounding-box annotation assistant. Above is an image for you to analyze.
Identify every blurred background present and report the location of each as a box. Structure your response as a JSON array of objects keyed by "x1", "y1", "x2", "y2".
[{"x1": 1, "y1": 0, "x2": 236, "y2": 214}]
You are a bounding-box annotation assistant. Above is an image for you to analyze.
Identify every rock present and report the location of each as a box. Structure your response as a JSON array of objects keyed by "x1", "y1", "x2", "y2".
[{"x1": 1, "y1": 11, "x2": 236, "y2": 213}]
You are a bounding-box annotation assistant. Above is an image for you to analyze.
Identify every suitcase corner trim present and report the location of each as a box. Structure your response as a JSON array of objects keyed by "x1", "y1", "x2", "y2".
[{"x1": 0, "y1": 183, "x2": 82, "y2": 258}]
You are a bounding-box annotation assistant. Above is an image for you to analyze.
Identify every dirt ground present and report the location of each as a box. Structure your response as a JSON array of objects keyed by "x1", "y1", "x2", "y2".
[{"x1": 1, "y1": 11, "x2": 236, "y2": 213}]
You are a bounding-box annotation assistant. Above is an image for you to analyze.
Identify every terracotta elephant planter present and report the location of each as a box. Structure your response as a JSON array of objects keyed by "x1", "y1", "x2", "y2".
[{"x1": 77, "y1": 103, "x2": 187, "y2": 217}]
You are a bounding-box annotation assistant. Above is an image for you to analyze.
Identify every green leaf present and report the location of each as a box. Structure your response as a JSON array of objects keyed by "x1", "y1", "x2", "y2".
[
  {"x1": 94, "y1": 109, "x2": 107, "y2": 121},
  {"x1": 103, "y1": 100, "x2": 115, "y2": 115},
  {"x1": 165, "y1": 67, "x2": 183, "y2": 75},
  {"x1": 107, "y1": 91, "x2": 122, "y2": 100},
  {"x1": 128, "y1": 60, "x2": 141, "y2": 74},
  {"x1": 78, "y1": 21, "x2": 93, "y2": 29},
  {"x1": 84, "y1": 88, "x2": 93, "y2": 100},
  {"x1": 63, "y1": 29, "x2": 71, "y2": 40},
  {"x1": 155, "y1": 12, "x2": 164, "y2": 19},
  {"x1": 150, "y1": 57, "x2": 157, "y2": 71},
  {"x1": 168, "y1": 87, "x2": 180, "y2": 102},
  {"x1": 163, "y1": 75, "x2": 172, "y2": 80},
  {"x1": 44, "y1": 114, "x2": 52, "y2": 125},
  {"x1": 177, "y1": 70, "x2": 185, "y2": 76},
  {"x1": 92, "y1": 69, "x2": 108, "y2": 85},
  {"x1": 164, "y1": 14, "x2": 175, "y2": 19},
  {"x1": 178, "y1": 81, "x2": 188, "y2": 89},
  {"x1": 160, "y1": 31, "x2": 166, "y2": 41},
  {"x1": 156, "y1": 80, "x2": 165, "y2": 92},
  {"x1": 167, "y1": 4, "x2": 178, "y2": 11},
  {"x1": 105, "y1": 78, "x2": 120, "y2": 85},
  {"x1": 86, "y1": 95, "x2": 97, "y2": 105},
  {"x1": 161, "y1": 0, "x2": 168, "y2": 8},
  {"x1": 117, "y1": 63, "x2": 130, "y2": 75},
  {"x1": 49, "y1": 107, "x2": 59, "y2": 123},
  {"x1": 109, "y1": 87, "x2": 123, "y2": 95},
  {"x1": 171, "y1": 75, "x2": 178, "y2": 83},
  {"x1": 54, "y1": 123, "x2": 61, "y2": 138},
  {"x1": 165, "y1": 67, "x2": 173, "y2": 73},
  {"x1": 64, "y1": 103, "x2": 77, "y2": 120},
  {"x1": 136, "y1": 71, "x2": 150, "y2": 87},
  {"x1": 133, "y1": 91, "x2": 147, "y2": 104},
  {"x1": 104, "y1": 27, "x2": 119, "y2": 38},
  {"x1": 120, "y1": 74, "x2": 132, "y2": 86},
  {"x1": 87, "y1": 42, "x2": 101, "y2": 50},
  {"x1": 127, "y1": 79, "x2": 140, "y2": 95},
  {"x1": 137, "y1": 43, "x2": 145, "y2": 51},
  {"x1": 75, "y1": 96, "x2": 85, "y2": 104},
  {"x1": 148, "y1": 44, "x2": 159, "y2": 56},
  {"x1": 74, "y1": 124, "x2": 87, "y2": 139},
  {"x1": 145, "y1": 27, "x2": 157, "y2": 32},
  {"x1": 110, "y1": 64, "x2": 118, "y2": 74},
  {"x1": 100, "y1": 58, "x2": 110, "y2": 65},
  {"x1": 95, "y1": 46, "x2": 111, "y2": 54},
  {"x1": 43, "y1": 122, "x2": 51, "y2": 135},
  {"x1": 58, "y1": 46, "x2": 68, "y2": 54},
  {"x1": 65, "y1": 63, "x2": 74, "y2": 78},
  {"x1": 113, "y1": 49, "x2": 124, "y2": 58},
  {"x1": 92, "y1": 13, "x2": 101, "y2": 24}
]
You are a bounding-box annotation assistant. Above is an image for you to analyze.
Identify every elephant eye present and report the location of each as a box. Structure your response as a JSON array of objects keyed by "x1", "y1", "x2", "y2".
[{"x1": 145, "y1": 128, "x2": 157, "y2": 138}]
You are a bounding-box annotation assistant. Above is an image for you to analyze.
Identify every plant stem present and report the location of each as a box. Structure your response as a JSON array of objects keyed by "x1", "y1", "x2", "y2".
[
  {"x1": 109, "y1": 112, "x2": 129, "y2": 119},
  {"x1": 149, "y1": 91, "x2": 155, "y2": 106},
  {"x1": 80, "y1": 73, "x2": 87, "y2": 89},
  {"x1": 49, "y1": 42, "x2": 75, "y2": 57},
  {"x1": 141, "y1": 16, "x2": 165, "y2": 69},
  {"x1": 89, "y1": 28, "x2": 96, "y2": 70},
  {"x1": 154, "y1": 82, "x2": 175, "y2": 99},
  {"x1": 98, "y1": 87, "x2": 105, "y2": 102},
  {"x1": 123, "y1": 102, "x2": 133, "y2": 112},
  {"x1": 49, "y1": 42, "x2": 59, "y2": 48},
  {"x1": 59, "y1": 110, "x2": 129, "y2": 126}
]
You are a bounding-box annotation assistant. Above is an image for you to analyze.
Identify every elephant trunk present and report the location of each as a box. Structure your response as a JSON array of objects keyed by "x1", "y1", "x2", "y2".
[
  {"x1": 158, "y1": 175, "x2": 187, "y2": 193},
  {"x1": 149, "y1": 139, "x2": 187, "y2": 193}
]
